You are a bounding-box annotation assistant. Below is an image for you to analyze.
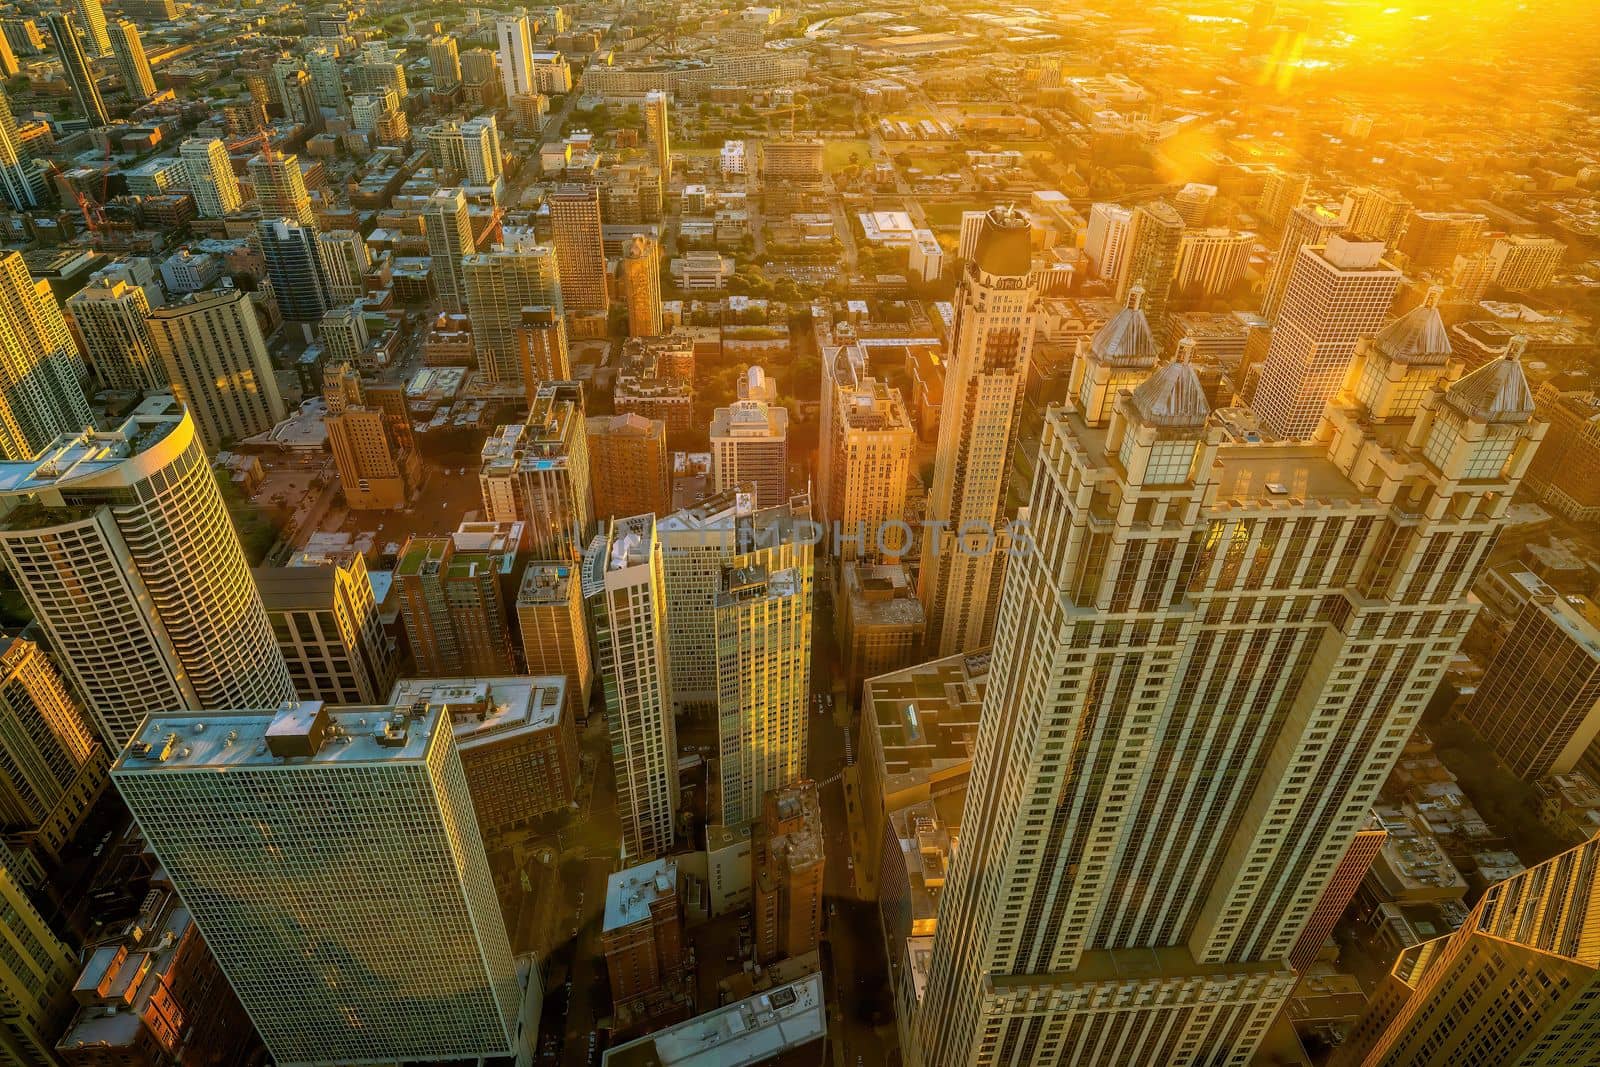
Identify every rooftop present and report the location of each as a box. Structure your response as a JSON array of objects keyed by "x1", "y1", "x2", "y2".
[
  {"x1": 0, "y1": 397, "x2": 185, "y2": 499},
  {"x1": 604, "y1": 856, "x2": 678, "y2": 932},
  {"x1": 864, "y1": 650, "x2": 988, "y2": 799},
  {"x1": 603, "y1": 972, "x2": 825, "y2": 1067},
  {"x1": 388, "y1": 675, "x2": 568, "y2": 743}
]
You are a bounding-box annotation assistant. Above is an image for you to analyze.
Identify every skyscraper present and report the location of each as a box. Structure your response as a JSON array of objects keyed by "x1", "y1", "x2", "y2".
[
  {"x1": 110, "y1": 701, "x2": 525, "y2": 1066},
  {"x1": 584, "y1": 514, "x2": 677, "y2": 861},
  {"x1": 254, "y1": 545, "x2": 397, "y2": 705},
  {"x1": 479, "y1": 390, "x2": 593, "y2": 559},
  {"x1": 0, "y1": 847, "x2": 76, "y2": 1065},
  {"x1": 0, "y1": 637, "x2": 106, "y2": 866},
  {"x1": 1465, "y1": 565, "x2": 1600, "y2": 782},
  {"x1": 752, "y1": 782, "x2": 825, "y2": 964},
  {"x1": 47, "y1": 12, "x2": 108, "y2": 127},
  {"x1": 323, "y1": 361, "x2": 420, "y2": 510},
  {"x1": 587, "y1": 413, "x2": 670, "y2": 520},
  {"x1": 1395, "y1": 210, "x2": 1487, "y2": 272},
  {"x1": 516, "y1": 307, "x2": 570, "y2": 397},
  {"x1": 315, "y1": 229, "x2": 371, "y2": 303},
  {"x1": 1290, "y1": 813, "x2": 1386, "y2": 972},
  {"x1": 495, "y1": 12, "x2": 536, "y2": 101},
  {"x1": 712, "y1": 535, "x2": 812, "y2": 826},
  {"x1": 247, "y1": 151, "x2": 315, "y2": 228},
  {"x1": 0, "y1": 401, "x2": 295, "y2": 746},
  {"x1": 0, "y1": 87, "x2": 44, "y2": 210},
  {"x1": 395, "y1": 524, "x2": 521, "y2": 677},
  {"x1": 178, "y1": 136, "x2": 242, "y2": 218},
  {"x1": 0, "y1": 252, "x2": 93, "y2": 460},
  {"x1": 1115, "y1": 199, "x2": 1185, "y2": 338},
  {"x1": 516, "y1": 561, "x2": 593, "y2": 724},
  {"x1": 1330, "y1": 831, "x2": 1600, "y2": 1067},
  {"x1": 463, "y1": 228, "x2": 563, "y2": 388},
  {"x1": 1339, "y1": 186, "x2": 1411, "y2": 246},
  {"x1": 710, "y1": 392, "x2": 789, "y2": 508},
  {"x1": 68, "y1": 0, "x2": 110, "y2": 56},
  {"x1": 643, "y1": 89, "x2": 670, "y2": 209},
  {"x1": 107, "y1": 18, "x2": 155, "y2": 99},
  {"x1": 549, "y1": 184, "x2": 609, "y2": 315},
  {"x1": 428, "y1": 115, "x2": 504, "y2": 189},
  {"x1": 422, "y1": 187, "x2": 477, "y2": 312},
  {"x1": 912, "y1": 314, "x2": 1544, "y2": 1067},
  {"x1": 621, "y1": 234, "x2": 663, "y2": 338},
  {"x1": 1253, "y1": 233, "x2": 1402, "y2": 440},
  {"x1": 918, "y1": 206, "x2": 1037, "y2": 657},
  {"x1": 1256, "y1": 168, "x2": 1308, "y2": 230},
  {"x1": 66, "y1": 274, "x2": 161, "y2": 392},
  {"x1": 305, "y1": 46, "x2": 346, "y2": 115},
  {"x1": 147, "y1": 289, "x2": 287, "y2": 449},
  {"x1": 257, "y1": 217, "x2": 333, "y2": 327},
  {"x1": 1085, "y1": 202, "x2": 1134, "y2": 280},
  {"x1": 1260, "y1": 202, "x2": 1343, "y2": 320},
  {"x1": 429, "y1": 34, "x2": 461, "y2": 90}
]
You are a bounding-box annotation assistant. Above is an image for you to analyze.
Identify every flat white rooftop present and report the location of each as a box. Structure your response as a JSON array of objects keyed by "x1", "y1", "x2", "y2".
[{"x1": 602, "y1": 971, "x2": 825, "y2": 1067}]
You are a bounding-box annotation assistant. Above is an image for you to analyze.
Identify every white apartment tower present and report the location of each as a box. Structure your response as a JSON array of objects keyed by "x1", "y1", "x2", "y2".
[
  {"x1": 147, "y1": 289, "x2": 287, "y2": 450},
  {"x1": 247, "y1": 151, "x2": 315, "y2": 228},
  {"x1": 178, "y1": 137, "x2": 242, "y2": 218},
  {"x1": 66, "y1": 275, "x2": 162, "y2": 391},
  {"x1": 918, "y1": 206, "x2": 1037, "y2": 657},
  {"x1": 423, "y1": 187, "x2": 477, "y2": 312},
  {"x1": 316, "y1": 229, "x2": 371, "y2": 304},
  {"x1": 913, "y1": 314, "x2": 1545, "y2": 1066},
  {"x1": 583, "y1": 515, "x2": 678, "y2": 861},
  {"x1": 495, "y1": 12, "x2": 536, "y2": 101},
  {"x1": 429, "y1": 116, "x2": 505, "y2": 188},
  {"x1": 107, "y1": 19, "x2": 155, "y2": 99},
  {"x1": 713, "y1": 543, "x2": 812, "y2": 827},
  {"x1": 818, "y1": 343, "x2": 915, "y2": 559},
  {"x1": 463, "y1": 228, "x2": 563, "y2": 388},
  {"x1": 1085, "y1": 202, "x2": 1134, "y2": 281},
  {"x1": 1253, "y1": 233, "x2": 1402, "y2": 440},
  {"x1": 0, "y1": 252, "x2": 93, "y2": 460},
  {"x1": 111, "y1": 701, "x2": 522, "y2": 1065},
  {"x1": 710, "y1": 391, "x2": 789, "y2": 508},
  {"x1": 0, "y1": 403, "x2": 295, "y2": 746}
]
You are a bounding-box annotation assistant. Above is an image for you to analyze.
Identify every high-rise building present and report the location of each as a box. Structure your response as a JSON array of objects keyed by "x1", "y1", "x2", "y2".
[
  {"x1": 463, "y1": 228, "x2": 563, "y2": 388},
  {"x1": 658, "y1": 491, "x2": 811, "y2": 714},
  {"x1": 390, "y1": 675, "x2": 578, "y2": 835},
  {"x1": 305, "y1": 46, "x2": 347, "y2": 114},
  {"x1": 1115, "y1": 199, "x2": 1185, "y2": 340},
  {"x1": 0, "y1": 847, "x2": 76, "y2": 1065},
  {"x1": 0, "y1": 87, "x2": 43, "y2": 210},
  {"x1": 247, "y1": 151, "x2": 315, "y2": 228},
  {"x1": 323, "y1": 361, "x2": 420, "y2": 510},
  {"x1": 918, "y1": 206, "x2": 1037, "y2": 657},
  {"x1": 422, "y1": 187, "x2": 477, "y2": 312},
  {"x1": 839, "y1": 561, "x2": 925, "y2": 693},
  {"x1": 753, "y1": 782, "x2": 824, "y2": 964},
  {"x1": 178, "y1": 137, "x2": 242, "y2": 218},
  {"x1": 395, "y1": 523, "x2": 521, "y2": 677},
  {"x1": 1330, "y1": 831, "x2": 1600, "y2": 1067},
  {"x1": 480, "y1": 391, "x2": 593, "y2": 559},
  {"x1": 911, "y1": 315, "x2": 1544, "y2": 1067},
  {"x1": 1466, "y1": 568, "x2": 1600, "y2": 782},
  {"x1": 1252, "y1": 233, "x2": 1401, "y2": 440},
  {"x1": 1260, "y1": 203, "x2": 1343, "y2": 321},
  {"x1": 0, "y1": 252, "x2": 94, "y2": 460},
  {"x1": 147, "y1": 289, "x2": 287, "y2": 449},
  {"x1": 1173, "y1": 227, "x2": 1253, "y2": 298},
  {"x1": 713, "y1": 542, "x2": 812, "y2": 827},
  {"x1": 107, "y1": 18, "x2": 155, "y2": 99},
  {"x1": 429, "y1": 34, "x2": 461, "y2": 90},
  {"x1": 68, "y1": 0, "x2": 110, "y2": 56},
  {"x1": 316, "y1": 229, "x2": 371, "y2": 303},
  {"x1": 1525, "y1": 384, "x2": 1600, "y2": 523},
  {"x1": 621, "y1": 235, "x2": 663, "y2": 338},
  {"x1": 587, "y1": 413, "x2": 670, "y2": 520},
  {"x1": 1452, "y1": 247, "x2": 1496, "y2": 303},
  {"x1": 110, "y1": 701, "x2": 525, "y2": 1066},
  {"x1": 601, "y1": 856, "x2": 686, "y2": 1019},
  {"x1": 1340, "y1": 186, "x2": 1411, "y2": 246},
  {"x1": 255, "y1": 545, "x2": 397, "y2": 705},
  {"x1": 1256, "y1": 168, "x2": 1308, "y2": 230},
  {"x1": 819, "y1": 343, "x2": 914, "y2": 558},
  {"x1": 643, "y1": 89, "x2": 670, "y2": 207},
  {"x1": 516, "y1": 561, "x2": 593, "y2": 724},
  {"x1": 1290, "y1": 813, "x2": 1386, "y2": 971},
  {"x1": 319, "y1": 304, "x2": 369, "y2": 367},
  {"x1": 428, "y1": 115, "x2": 504, "y2": 188},
  {"x1": 515, "y1": 308, "x2": 570, "y2": 399},
  {"x1": 1489, "y1": 233, "x2": 1564, "y2": 292},
  {"x1": 1396, "y1": 210, "x2": 1487, "y2": 272},
  {"x1": 584, "y1": 515, "x2": 678, "y2": 861},
  {"x1": 1085, "y1": 203, "x2": 1133, "y2": 281},
  {"x1": 0, "y1": 401, "x2": 295, "y2": 746},
  {"x1": 710, "y1": 392, "x2": 789, "y2": 509},
  {"x1": 495, "y1": 12, "x2": 536, "y2": 101},
  {"x1": 0, "y1": 637, "x2": 106, "y2": 867},
  {"x1": 549, "y1": 184, "x2": 609, "y2": 315},
  {"x1": 48, "y1": 12, "x2": 107, "y2": 126},
  {"x1": 66, "y1": 275, "x2": 162, "y2": 391},
  {"x1": 257, "y1": 217, "x2": 333, "y2": 326},
  {"x1": 460, "y1": 48, "x2": 500, "y2": 105}
]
